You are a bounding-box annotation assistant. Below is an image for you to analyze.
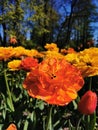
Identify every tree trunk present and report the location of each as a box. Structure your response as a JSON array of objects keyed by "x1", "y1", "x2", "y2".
[{"x1": 65, "y1": 0, "x2": 78, "y2": 45}]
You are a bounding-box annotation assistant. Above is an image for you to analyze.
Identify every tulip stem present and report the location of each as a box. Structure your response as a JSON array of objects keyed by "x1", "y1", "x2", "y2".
[
  {"x1": 4, "y1": 69, "x2": 15, "y2": 112},
  {"x1": 85, "y1": 115, "x2": 90, "y2": 130},
  {"x1": 89, "y1": 77, "x2": 92, "y2": 90},
  {"x1": 89, "y1": 112, "x2": 96, "y2": 130},
  {"x1": 76, "y1": 117, "x2": 81, "y2": 130},
  {"x1": 46, "y1": 105, "x2": 53, "y2": 130},
  {"x1": 85, "y1": 113, "x2": 96, "y2": 130}
]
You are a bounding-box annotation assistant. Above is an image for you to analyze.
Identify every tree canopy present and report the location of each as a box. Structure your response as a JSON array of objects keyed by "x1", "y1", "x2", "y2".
[{"x1": 0, "y1": 0, "x2": 98, "y2": 49}]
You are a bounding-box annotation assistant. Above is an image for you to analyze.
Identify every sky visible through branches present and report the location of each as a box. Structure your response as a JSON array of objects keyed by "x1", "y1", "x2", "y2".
[{"x1": 91, "y1": 0, "x2": 98, "y2": 44}]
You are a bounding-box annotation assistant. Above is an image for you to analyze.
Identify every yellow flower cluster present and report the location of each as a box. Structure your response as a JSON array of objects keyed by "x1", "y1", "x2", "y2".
[
  {"x1": 1, "y1": 43, "x2": 98, "y2": 78},
  {"x1": 65, "y1": 47, "x2": 98, "y2": 77},
  {"x1": 44, "y1": 43, "x2": 59, "y2": 52},
  {"x1": 43, "y1": 43, "x2": 64, "y2": 59},
  {"x1": 8, "y1": 60, "x2": 21, "y2": 71},
  {"x1": 0, "y1": 46, "x2": 43, "y2": 61},
  {"x1": 0, "y1": 47, "x2": 14, "y2": 61}
]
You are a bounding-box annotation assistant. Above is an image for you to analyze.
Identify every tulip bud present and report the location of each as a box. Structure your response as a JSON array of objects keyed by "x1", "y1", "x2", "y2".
[
  {"x1": 78, "y1": 90, "x2": 97, "y2": 115},
  {"x1": 9, "y1": 36, "x2": 17, "y2": 44}
]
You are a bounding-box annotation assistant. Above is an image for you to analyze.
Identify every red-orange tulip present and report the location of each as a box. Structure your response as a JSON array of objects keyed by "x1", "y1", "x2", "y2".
[
  {"x1": 20, "y1": 57, "x2": 38, "y2": 71},
  {"x1": 23, "y1": 58, "x2": 84, "y2": 106},
  {"x1": 78, "y1": 90, "x2": 97, "y2": 115}
]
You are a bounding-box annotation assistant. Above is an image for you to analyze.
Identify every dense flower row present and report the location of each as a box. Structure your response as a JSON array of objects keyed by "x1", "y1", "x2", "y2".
[
  {"x1": 1, "y1": 43, "x2": 98, "y2": 78},
  {"x1": 0, "y1": 46, "x2": 42, "y2": 61}
]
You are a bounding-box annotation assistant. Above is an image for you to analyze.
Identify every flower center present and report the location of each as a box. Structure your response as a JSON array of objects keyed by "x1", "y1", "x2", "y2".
[
  {"x1": 51, "y1": 73, "x2": 56, "y2": 79},
  {"x1": 86, "y1": 62, "x2": 92, "y2": 66}
]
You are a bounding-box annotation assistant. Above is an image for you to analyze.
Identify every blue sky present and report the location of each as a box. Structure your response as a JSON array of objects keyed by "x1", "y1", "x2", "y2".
[
  {"x1": 0, "y1": 25, "x2": 3, "y2": 38},
  {"x1": 92, "y1": 0, "x2": 98, "y2": 44},
  {"x1": 93, "y1": 22, "x2": 98, "y2": 44}
]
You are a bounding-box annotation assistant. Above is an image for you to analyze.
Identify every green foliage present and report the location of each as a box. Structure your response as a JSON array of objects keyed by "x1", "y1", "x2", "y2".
[
  {"x1": 0, "y1": 0, "x2": 25, "y2": 46},
  {"x1": 28, "y1": 0, "x2": 59, "y2": 46}
]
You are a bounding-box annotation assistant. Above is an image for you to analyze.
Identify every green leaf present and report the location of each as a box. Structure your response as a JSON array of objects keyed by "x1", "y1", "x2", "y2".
[
  {"x1": 2, "y1": 109, "x2": 6, "y2": 120},
  {"x1": 23, "y1": 120, "x2": 29, "y2": 130},
  {"x1": 6, "y1": 97, "x2": 14, "y2": 112},
  {"x1": 30, "y1": 111, "x2": 36, "y2": 122}
]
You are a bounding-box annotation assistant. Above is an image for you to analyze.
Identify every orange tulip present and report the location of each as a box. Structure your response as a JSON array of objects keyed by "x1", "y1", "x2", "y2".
[
  {"x1": 6, "y1": 123, "x2": 17, "y2": 130},
  {"x1": 23, "y1": 58, "x2": 84, "y2": 106},
  {"x1": 78, "y1": 90, "x2": 97, "y2": 115}
]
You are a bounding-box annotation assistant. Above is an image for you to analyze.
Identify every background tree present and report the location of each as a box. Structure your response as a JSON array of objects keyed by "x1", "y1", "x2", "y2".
[
  {"x1": 0, "y1": 0, "x2": 8, "y2": 46},
  {"x1": 71, "y1": 0, "x2": 96, "y2": 50},
  {"x1": 0, "y1": 0, "x2": 25, "y2": 46},
  {"x1": 55, "y1": 0, "x2": 98, "y2": 49},
  {"x1": 28, "y1": 0, "x2": 59, "y2": 47},
  {"x1": 0, "y1": 0, "x2": 98, "y2": 49}
]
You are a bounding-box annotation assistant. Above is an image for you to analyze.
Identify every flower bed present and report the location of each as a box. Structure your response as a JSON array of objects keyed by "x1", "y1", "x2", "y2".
[{"x1": 0, "y1": 43, "x2": 97, "y2": 130}]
